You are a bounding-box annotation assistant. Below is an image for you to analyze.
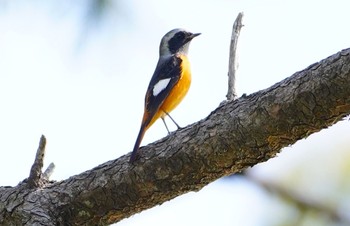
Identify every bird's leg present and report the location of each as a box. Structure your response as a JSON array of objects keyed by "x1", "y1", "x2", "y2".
[
  {"x1": 164, "y1": 111, "x2": 181, "y2": 129},
  {"x1": 161, "y1": 117, "x2": 171, "y2": 135}
]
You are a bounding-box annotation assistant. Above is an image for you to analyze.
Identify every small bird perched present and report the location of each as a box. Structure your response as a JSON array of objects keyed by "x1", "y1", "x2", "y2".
[{"x1": 130, "y1": 28, "x2": 200, "y2": 163}]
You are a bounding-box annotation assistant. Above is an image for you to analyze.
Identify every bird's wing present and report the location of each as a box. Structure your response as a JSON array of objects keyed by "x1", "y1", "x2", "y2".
[{"x1": 143, "y1": 55, "x2": 182, "y2": 125}]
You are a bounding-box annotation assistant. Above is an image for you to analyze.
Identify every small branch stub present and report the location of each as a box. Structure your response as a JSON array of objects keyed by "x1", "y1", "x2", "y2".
[
  {"x1": 42, "y1": 162, "x2": 55, "y2": 181},
  {"x1": 27, "y1": 135, "x2": 47, "y2": 188},
  {"x1": 226, "y1": 12, "x2": 244, "y2": 101}
]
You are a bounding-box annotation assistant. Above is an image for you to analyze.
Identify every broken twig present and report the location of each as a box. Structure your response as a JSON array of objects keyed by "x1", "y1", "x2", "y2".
[
  {"x1": 226, "y1": 12, "x2": 244, "y2": 100},
  {"x1": 27, "y1": 135, "x2": 47, "y2": 188}
]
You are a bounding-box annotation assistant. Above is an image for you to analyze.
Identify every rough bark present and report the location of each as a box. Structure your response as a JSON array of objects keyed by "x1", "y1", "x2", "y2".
[{"x1": 1, "y1": 48, "x2": 350, "y2": 225}]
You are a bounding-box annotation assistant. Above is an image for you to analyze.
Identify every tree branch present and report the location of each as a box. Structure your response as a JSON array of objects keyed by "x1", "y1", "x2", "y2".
[
  {"x1": 72, "y1": 48, "x2": 349, "y2": 225},
  {"x1": 27, "y1": 135, "x2": 47, "y2": 188},
  {"x1": 1, "y1": 48, "x2": 350, "y2": 225},
  {"x1": 50, "y1": 48, "x2": 350, "y2": 224},
  {"x1": 42, "y1": 163, "x2": 56, "y2": 181},
  {"x1": 226, "y1": 12, "x2": 244, "y2": 100}
]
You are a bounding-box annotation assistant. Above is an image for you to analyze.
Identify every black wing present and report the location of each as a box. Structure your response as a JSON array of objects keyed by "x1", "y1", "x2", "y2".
[{"x1": 143, "y1": 55, "x2": 182, "y2": 126}]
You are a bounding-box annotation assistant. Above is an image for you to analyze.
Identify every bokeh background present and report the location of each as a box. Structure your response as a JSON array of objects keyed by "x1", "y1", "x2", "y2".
[{"x1": 0, "y1": 0, "x2": 350, "y2": 225}]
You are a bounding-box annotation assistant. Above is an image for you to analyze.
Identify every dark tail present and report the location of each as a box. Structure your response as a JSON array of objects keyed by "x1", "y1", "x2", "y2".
[{"x1": 130, "y1": 125, "x2": 147, "y2": 163}]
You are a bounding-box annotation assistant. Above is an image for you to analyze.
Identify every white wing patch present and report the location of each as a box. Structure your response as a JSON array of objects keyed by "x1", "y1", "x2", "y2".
[{"x1": 153, "y1": 78, "x2": 171, "y2": 96}]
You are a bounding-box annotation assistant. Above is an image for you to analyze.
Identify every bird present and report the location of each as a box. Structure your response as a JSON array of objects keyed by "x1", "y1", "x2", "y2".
[{"x1": 130, "y1": 28, "x2": 200, "y2": 163}]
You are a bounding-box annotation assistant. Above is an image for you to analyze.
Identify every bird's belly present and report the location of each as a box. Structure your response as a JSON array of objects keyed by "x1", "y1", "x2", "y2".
[{"x1": 160, "y1": 58, "x2": 191, "y2": 115}]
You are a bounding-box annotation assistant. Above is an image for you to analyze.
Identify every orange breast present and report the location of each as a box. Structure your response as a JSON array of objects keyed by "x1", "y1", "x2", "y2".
[
  {"x1": 145, "y1": 55, "x2": 191, "y2": 130},
  {"x1": 160, "y1": 55, "x2": 191, "y2": 114}
]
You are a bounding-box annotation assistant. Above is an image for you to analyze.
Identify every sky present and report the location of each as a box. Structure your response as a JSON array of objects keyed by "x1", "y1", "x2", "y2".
[{"x1": 0, "y1": 0, "x2": 350, "y2": 225}]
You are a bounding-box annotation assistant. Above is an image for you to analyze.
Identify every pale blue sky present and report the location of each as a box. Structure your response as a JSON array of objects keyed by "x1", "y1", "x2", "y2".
[{"x1": 0, "y1": 0, "x2": 350, "y2": 225}]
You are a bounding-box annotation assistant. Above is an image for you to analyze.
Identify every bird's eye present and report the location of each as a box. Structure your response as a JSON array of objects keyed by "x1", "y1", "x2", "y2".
[
  {"x1": 175, "y1": 32, "x2": 185, "y2": 40},
  {"x1": 167, "y1": 31, "x2": 188, "y2": 53}
]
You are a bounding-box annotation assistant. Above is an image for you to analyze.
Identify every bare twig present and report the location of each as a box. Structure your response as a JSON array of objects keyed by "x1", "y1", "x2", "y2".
[
  {"x1": 42, "y1": 163, "x2": 55, "y2": 181},
  {"x1": 27, "y1": 135, "x2": 47, "y2": 188},
  {"x1": 226, "y1": 12, "x2": 244, "y2": 100}
]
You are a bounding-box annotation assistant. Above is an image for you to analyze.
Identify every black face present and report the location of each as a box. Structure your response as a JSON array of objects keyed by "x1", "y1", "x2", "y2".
[{"x1": 168, "y1": 31, "x2": 191, "y2": 54}]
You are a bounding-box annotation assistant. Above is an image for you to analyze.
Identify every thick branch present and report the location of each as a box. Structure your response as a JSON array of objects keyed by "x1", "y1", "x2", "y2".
[
  {"x1": 56, "y1": 48, "x2": 350, "y2": 224},
  {"x1": 1, "y1": 48, "x2": 350, "y2": 225}
]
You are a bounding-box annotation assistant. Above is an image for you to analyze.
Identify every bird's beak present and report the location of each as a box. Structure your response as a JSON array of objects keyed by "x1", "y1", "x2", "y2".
[
  {"x1": 191, "y1": 33, "x2": 201, "y2": 39},
  {"x1": 184, "y1": 32, "x2": 201, "y2": 44}
]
